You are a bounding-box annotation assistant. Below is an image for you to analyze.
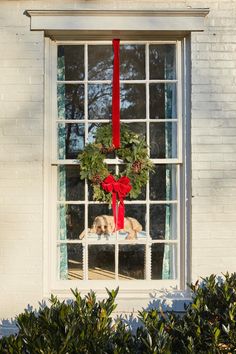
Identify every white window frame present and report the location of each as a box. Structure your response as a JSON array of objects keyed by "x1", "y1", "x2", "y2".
[
  {"x1": 25, "y1": 8, "x2": 209, "y2": 307},
  {"x1": 44, "y1": 37, "x2": 188, "y2": 301}
]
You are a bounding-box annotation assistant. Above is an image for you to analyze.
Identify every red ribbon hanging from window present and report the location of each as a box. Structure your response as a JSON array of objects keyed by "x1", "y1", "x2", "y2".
[
  {"x1": 101, "y1": 175, "x2": 132, "y2": 230},
  {"x1": 112, "y1": 39, "x2": 120, "y2": 149}
]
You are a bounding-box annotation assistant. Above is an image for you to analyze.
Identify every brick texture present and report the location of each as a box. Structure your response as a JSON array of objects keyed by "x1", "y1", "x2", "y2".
[{"x1": 0, "y1": 0, "x2": 236, "y2": 321}]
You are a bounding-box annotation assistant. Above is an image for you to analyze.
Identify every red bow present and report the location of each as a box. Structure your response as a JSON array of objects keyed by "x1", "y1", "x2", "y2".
[{"x1": 101, "y1": 175, "x2": 132, "y2": 230}]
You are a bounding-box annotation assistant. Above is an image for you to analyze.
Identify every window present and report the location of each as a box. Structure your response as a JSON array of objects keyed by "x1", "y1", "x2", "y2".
[{"x1": 49, "y1": 40, "x2": 185, "y2": 292}]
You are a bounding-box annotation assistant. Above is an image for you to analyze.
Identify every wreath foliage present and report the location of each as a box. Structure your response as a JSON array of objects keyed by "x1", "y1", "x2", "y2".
[{"x1": 78, "y1": 124, "x2": 154, "y2": 203}]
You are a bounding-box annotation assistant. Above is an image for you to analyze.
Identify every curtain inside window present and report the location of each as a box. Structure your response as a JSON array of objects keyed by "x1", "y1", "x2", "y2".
[
  {"x1": 162, "y1": 80, "x2": 177, "y2": 279},
  {"x1": 58, "y1": 50, "x2": 68, "y2": 279}
]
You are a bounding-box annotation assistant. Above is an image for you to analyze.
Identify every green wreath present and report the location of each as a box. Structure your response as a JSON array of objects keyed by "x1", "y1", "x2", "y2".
[{"x1": 78, "y1": 124, "x2": 154, "y2": 203}]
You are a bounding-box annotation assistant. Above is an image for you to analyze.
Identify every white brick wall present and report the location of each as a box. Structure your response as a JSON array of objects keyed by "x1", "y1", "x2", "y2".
[{"x1": 0, "y1": 0, "x2": 236, "y2": 321}]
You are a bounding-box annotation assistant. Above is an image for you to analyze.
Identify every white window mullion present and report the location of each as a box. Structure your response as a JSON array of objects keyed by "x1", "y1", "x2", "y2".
[
  {"x1": 56, "y1": 200, "x2": 178, "y2": 205},
  {"x1": 55, "y1": 119, "x2": 178, "y2": 124},
  {"x1": 177, "y1": 40, "x2": 183, "y2": 164},
  {"x1": 84, "y1": 43, "x2": 89, "y2": 281},
  {"x1": 51, "y1": 42, "x2": 60, "y2": 284},
  {"x1": 176, "y1": 40, "x2": 183, "y2": 287},
  {"x1": 145, "y1": 42, "x2": 151, "y2": 281}
]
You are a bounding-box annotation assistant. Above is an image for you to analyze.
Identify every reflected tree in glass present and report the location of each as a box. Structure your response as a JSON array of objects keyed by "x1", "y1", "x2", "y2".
[{"x1": 57, "y1": 45, "x2": 84, "y2": 81}]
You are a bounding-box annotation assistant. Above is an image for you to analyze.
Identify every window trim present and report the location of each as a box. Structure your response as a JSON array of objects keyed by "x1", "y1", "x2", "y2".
[
  {"x1": 25, "y1": 9, "x2": 209, "y2": 36},
  {"x1": 43, "y1": 38, "x2": 190, "y2": 306},
  {"x1": 25, "y1": 9, "x2": 209, "y2": 304}
]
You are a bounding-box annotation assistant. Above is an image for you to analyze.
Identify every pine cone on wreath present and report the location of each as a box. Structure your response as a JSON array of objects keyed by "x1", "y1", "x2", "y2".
[
  {"x1": 91, "y1": 174, "x2": 102, "y2": 185},
  {"x1": 100, "y1": 145, "x2": 115, "y2": 154},
  {"x1": 131, "y1": 160, "x2": 142, "y2": 174}
]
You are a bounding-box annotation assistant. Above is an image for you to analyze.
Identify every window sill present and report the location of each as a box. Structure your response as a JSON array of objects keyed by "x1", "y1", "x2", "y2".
[{"x1": 46, "y1": 283, "x2": 191, "y2": 313}]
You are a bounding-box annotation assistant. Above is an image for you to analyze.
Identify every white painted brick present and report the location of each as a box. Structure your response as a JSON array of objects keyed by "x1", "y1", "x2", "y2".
[
  {"x1": 0, "y1": 58, "x2": 43, "y2": 68},
  {"x1": 0, "y1": 0, "x2": 236, "y2": 320},
  {"x1": 192, "y1": 136, "x2": 222, "y2": 144},
  {"x1": 192, "y1": 152, "x2": 224, "y2": 162},
  {"x1": 192, "y1": 144, "x2": 236, "y2": 153},
  {"x1": 196, "y1": 170, "x2": 224, "y2": 178}
]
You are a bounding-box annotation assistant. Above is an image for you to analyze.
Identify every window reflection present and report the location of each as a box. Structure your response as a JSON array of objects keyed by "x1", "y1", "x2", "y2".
[
  {"x1": 57, "y1": 45, "x2": 84, "y2": 81},
  {"x1": 150, "y1": 83, "x2": 176, "y2": 119},
  {"x1": 150, "y1": 122, "x2": 177, "y2": 159},
  {"x1": 59, "y1": 243, "x2": 83, "y2": 280},
  {"x1": 58, "y1": 123, "x2": 85, "y2": 159},
  {"x1": 120, "y1": 84, "x2": 146, "y2": 119},
  {"x1": 151, "y1": 244, "x2": 177, "y2": 279},
  {"x1": 87, "y1": 44, "x2": 145, "y2": 81},
  {"x1": 120, "y1": 45, "x2": 145, "y2": 80},
  {"x1": 150, "y1": 165, "x2": 177, "y2": 201},
  {"x1": 150, "y1": 204, "x2": 177, "y2": 240},
  {"x1": 88, "y1": 245, "x2": 115, "y2": 280},
  {"x1": 88, "y1": 45, "x2": 113, "y2": 80},
  {"x1": 88, "y1": 84, "x2": 112, "y2": 119},
  {"x1": 150, "y1": 44, "x2": 176, "y2": 80},
  {"x1": 124, "y1": 205, "x2": 146, "y2": 238},
  {"x1": 119, "y1": 245, "x2": 145, "y2": 279},
  {"x1": 58, "y1": 166, "x2": 85, "y2": 201},
  {"x1": 58, "y1": 205, "x2": 85, "y2": 240},
  {"x1": 57, "y1": 42, "x2": 179, "y2": 283},
  {"x1": 57, "y1": 84, "x2": 84, "y2": 120}
]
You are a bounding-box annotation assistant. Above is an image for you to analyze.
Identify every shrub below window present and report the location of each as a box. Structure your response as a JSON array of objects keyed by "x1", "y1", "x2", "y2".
[{"x1": 1, "y1": 273, "x2": 236, "y2": 353}]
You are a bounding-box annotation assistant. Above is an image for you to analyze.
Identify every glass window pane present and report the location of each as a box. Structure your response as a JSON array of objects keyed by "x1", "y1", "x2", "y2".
[
  {"x1": 87, "y1": 122, "x2": 100, "y2": 143},
  {"x1": 88, "y1": 245, "x2": 115, "y2": 280},
  {"x1": 58, "y1": 166, "x2": 85, "y2": 201},
  {"x1": 120, "y1": 45, "x2": 145, "y2": 80},
  {"x1": 88, "y1": 45, "x2": 113, "y2": 80},
  {"x1": 121, "y1": 84, "x2": 146, "y2": 119},
  {"x1": 58, "y1": 204, "x2": 85, "y2": 240},
  {"x1": 59, "y1": 243, "x2": 83, "y2": 280},
  {"x1": 87, "y1": 204, "x2": 113, "y2": 240},
  {"x1": 126, "y1": 122, "x2": 146, "y2": 138},
  {"x1": 150, "y1": 122, "x2": 177, "y2": 159},
  {"x1": 150, "y1": 165, "x2": 177, "y2": 201},
  {"x1": 150, "y1": 83, "x2": 176, "y2": 119},
  {"x1": 88, "y1": 84, "x2": 112, "y2": 120},
  {"x1": 150, "y1": 204, "x2": 177, "y2": 240},
  {"x1": 151, "y1": 244, "x2": 177, "y2": 280},
  {"x1": 58, "y1": 123, "x2": 85, "y2": 159},
  {"x1": 57, "y1": 45, "x2": 84, "y2": 81},
  {"x1": 124, "y1": 204, "x2": 146, "y2": 240},
  {"x1": 149, "y1": 44, "x2": 176, "y2": 80},
  {"x1": 119, "y1": 245, "x2": 145, "y2": 280},
  {"x1": 57, "y1": 84, "x2": 84, "y2": 120}
]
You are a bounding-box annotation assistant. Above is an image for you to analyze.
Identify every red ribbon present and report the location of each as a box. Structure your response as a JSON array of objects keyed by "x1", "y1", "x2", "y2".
[
  {"x1": 101, "y1": 175, "x2": 132, "y2": 230},
  {"x1": 112, "y1": 39, "x2": 120, "y2": 149}
]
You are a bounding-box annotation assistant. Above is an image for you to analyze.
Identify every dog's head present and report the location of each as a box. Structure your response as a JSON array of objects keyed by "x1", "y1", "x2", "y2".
[{"x1": 92, "y1": 216, "x2": 113, "y2": 235}]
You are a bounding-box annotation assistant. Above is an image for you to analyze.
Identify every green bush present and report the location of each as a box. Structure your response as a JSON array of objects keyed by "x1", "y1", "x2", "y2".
[
  {"x1": 1, "y1": 273, "x2": 236, "y2": 353},
  {"x1": 137, "y1": 273, "x2": 236, "y2": 354}
]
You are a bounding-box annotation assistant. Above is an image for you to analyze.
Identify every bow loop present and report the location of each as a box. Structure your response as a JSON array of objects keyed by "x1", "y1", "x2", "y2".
[{"x1": 101, "y1": 174, "x2": 132, "y2": 230}]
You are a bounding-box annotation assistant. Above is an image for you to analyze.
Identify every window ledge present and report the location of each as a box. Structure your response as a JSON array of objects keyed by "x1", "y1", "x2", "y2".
[
  {"x1": 46, "y1": 287, "x2": 192, "y2": 313},
  {"x1": 25, "y1": 9, "x2": 209, "y2": 40}
]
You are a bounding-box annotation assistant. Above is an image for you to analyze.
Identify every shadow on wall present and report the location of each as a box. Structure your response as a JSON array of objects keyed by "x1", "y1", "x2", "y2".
[
  {"x1": 0, "y1": 318, "x2": 18, "y2": 338},
  {"x1": 0, "y1": 303, "x2": 36, "y2": 337},
  {"x1": 0, "y1": 291, "x2": 191, "y2": 337}
]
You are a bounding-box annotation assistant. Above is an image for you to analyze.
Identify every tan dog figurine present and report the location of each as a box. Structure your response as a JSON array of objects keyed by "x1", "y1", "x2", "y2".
[{"x1": 79, "y1": 215, "x2": 142, "y2": 240}]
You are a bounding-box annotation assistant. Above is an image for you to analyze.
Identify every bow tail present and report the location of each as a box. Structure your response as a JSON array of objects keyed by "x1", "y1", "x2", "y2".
[
  {"x1": 112, "y1": 191, "x2": 117, "y2": 231},
  {"x1": 117, "y1": 197, "x2": 125, "y2": 230}
]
